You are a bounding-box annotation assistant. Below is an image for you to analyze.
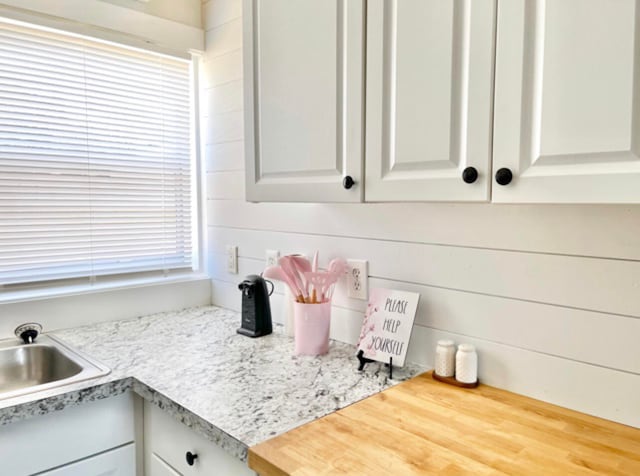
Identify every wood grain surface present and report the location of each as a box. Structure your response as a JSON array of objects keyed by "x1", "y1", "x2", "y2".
[{"x1": 249, "y1": 372, "x2": 640, "y2": 475}]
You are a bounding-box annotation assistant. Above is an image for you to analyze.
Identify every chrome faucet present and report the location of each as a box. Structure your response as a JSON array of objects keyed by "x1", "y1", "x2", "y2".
[{"x1": 14, "y1": 323, "x2": 43, "y2": 344}]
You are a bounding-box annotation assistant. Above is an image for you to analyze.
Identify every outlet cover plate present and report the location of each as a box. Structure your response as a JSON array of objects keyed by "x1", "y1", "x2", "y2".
[
  {"x1": 347, "y1": 259, "x2": 368, "y2": 300},
  {"x1": 226, "y1": 245, "x2": 238, "y2": 274}
]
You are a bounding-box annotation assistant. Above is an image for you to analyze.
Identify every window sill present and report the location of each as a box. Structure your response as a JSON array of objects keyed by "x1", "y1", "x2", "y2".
[{"x1": 0, "y1": 273, "x2": 211, "y2": 305}]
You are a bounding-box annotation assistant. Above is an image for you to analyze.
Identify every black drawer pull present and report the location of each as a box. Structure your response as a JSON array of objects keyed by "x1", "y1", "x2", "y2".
[{"x1": 186, "y1": 451, "x2": 198, "y2": 466}]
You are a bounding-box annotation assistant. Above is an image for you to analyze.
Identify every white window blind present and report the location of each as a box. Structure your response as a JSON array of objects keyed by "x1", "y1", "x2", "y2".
[{"x1": 0, "y1": 20, "x2": 194, "y2": 286}]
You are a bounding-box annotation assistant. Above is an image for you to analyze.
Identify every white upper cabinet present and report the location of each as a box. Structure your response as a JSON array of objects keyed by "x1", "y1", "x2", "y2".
[
  {"x1": 243, "y1": 0, "x2": 640, "y2": 204},
  {"x1": 243, "y1": 0, "x2": 364, "y2": 202},
  {"x1": 365, "y1": 0, "x2": 496, "y2": 202},
  {"x1": 493, "y1": 0, "x2": 640, "y2": 203}
]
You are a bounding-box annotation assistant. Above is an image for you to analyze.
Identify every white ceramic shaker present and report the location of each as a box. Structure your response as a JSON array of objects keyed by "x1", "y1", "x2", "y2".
[
  {"x1": 455, "y1": 344, "x2": 478, "y2": 384},
  {"x1": 434, "y1": 340, "x2": 456, "y2": 377}
]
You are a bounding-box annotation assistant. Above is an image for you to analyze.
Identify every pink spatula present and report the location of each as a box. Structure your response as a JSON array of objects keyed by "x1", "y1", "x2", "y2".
[{"x1": 263, "y1": 265, "x2": 304, "y2": 303}]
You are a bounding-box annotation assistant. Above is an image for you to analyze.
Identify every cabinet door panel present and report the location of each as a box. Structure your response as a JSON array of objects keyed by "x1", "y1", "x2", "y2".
[
  {"x1": 0, "y1": 392, "x2": 135, "y2": 476},
  {"x1": 148, "y1": 453, "x2": 182, "y2": 476},
  {"x1": 39, "y1": 443, "x2": 135, "y2": 476},
  {"x1": 365, "y1": 0, "x2": 495, "y2": 202},
  {"x1": 244, "y1": 0, "x2": 364, "y2": 202},
  {"x1": 493, "y1": 0, "x2": 640, "y2": 203}
]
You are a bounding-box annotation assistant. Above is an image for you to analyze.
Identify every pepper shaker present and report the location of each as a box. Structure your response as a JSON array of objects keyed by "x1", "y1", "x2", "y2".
[
  {"x1": 455, "y1": 344, "x2": 478, "y2": 384},
  {"x1": 434, "y1": 340, "x2": 456, "y2": 377}
]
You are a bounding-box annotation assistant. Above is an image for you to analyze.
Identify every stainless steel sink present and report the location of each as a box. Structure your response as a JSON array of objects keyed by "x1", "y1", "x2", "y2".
[{"x1": 0, "y1": 335, "x2": 110, "y2": 401}]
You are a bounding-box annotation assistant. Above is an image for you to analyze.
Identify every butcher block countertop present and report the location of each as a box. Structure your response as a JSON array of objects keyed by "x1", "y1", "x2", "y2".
[{"x1": 249, "y1": 371, "x2": 640, "y2": 475}]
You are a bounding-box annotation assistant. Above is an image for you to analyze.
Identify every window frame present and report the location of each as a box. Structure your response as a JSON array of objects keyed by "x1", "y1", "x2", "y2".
[{"x1": 0, "y1": 18, "x2": 205, "y2": 301}]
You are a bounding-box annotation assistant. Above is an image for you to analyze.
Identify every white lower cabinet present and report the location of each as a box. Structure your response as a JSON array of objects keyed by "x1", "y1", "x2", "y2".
[
  {"x1": 143, "y1": 402, "x2": 255, "y2": 476},
  {"x1": 0, "y1": 392, "x2": 136, "y2": 476},
  {"x1": 39, "y1": 444, "x2": 136, "y2": 476},
  {"x1": 2, "y1": 392, "x2": 253, "y2": 476}
]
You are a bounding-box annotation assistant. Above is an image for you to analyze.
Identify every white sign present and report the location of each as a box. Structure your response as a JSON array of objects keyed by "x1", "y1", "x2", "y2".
[{"x1": 356, "y1": 288, "x2": 420, "y2": 367}]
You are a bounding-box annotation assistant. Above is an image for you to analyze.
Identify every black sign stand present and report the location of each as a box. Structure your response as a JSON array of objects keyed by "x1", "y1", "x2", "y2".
[{"x1": 356, "y1": 350, "x2": 393, "y2": 380}]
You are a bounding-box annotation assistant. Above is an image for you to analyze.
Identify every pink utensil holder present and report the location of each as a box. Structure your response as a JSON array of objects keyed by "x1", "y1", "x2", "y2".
[{"x1": 293, "y1": 301, "x2": 331, "y2": 356}]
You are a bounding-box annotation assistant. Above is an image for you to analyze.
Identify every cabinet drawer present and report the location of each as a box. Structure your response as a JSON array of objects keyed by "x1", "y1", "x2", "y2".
[
  {"x1": 144, "y1": 402, "x2": 254, "y2": 475},
  {"x1": 39, "y1": 443, "x2": 135, "y2": 476},
  {"x1": 0, "y1": 392, "x2": 135, "y2": 476}
]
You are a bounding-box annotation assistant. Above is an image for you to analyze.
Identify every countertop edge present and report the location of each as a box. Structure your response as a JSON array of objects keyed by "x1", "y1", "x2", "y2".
[
  {"x1": 0, "y1": 378, "x2": 134, "y2": 426},
  {"x1": 0, "y1": 376, "x2": 251, "y2": 462},
  {"x1": 132, "y1": 378, "x2": 249, "y2": 461}
]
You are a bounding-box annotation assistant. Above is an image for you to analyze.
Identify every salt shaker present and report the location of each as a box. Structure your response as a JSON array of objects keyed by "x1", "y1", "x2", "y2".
[
  {"x1": 455, "y1": 344, "x2": 478, "y2": 384},
  {"x1": 434, "y1": 340, "x2": 456, "y2": 377}
]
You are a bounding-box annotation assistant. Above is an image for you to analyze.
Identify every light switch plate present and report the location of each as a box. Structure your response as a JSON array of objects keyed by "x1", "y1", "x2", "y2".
[
  {"x1": 266, "y1": 249, "x2": 280, "y2": 268},
  {"x1": 347, "y1": 259, "x2": 368, "y2": 300}
]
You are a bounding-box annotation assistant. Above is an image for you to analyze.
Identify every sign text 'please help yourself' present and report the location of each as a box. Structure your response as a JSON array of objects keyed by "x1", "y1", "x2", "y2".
[{"x1": 356, "y1": 288, "x2": 419, "y2": 367}]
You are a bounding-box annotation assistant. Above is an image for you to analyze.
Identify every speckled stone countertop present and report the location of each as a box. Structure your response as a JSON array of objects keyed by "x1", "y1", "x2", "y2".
[{"x1": 0, "y1": 306, "x2": 424, "y2": 462}]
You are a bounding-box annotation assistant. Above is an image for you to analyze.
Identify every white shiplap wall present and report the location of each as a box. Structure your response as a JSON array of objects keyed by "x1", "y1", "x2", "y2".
[{"x1": 201, "y1": 0, "x2": 640, "y2": 428}]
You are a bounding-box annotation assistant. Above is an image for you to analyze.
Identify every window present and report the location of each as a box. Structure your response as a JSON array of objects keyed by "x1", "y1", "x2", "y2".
[{"x1": 0, "y1": 19, "x2": 196, "y2": 287}]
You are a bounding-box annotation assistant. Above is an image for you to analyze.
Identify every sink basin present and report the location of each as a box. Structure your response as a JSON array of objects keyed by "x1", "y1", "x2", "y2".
[{"x1": 0, "y1": 335, "x2": 110, "y2": 401}]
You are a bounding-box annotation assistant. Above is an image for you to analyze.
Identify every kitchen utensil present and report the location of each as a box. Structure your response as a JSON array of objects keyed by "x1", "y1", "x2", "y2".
[
  {"x1": 310, "y1": 252, "x2": 320, "y2": 301},
  {"x1": 279, "y1": 256, "x2": 308, "y2": 302},
  {"x1": 305, "y1": 271, "x2": 342, "y2": 303},
  {"x1": 263, "y1": 266, "x2": 303, "y2": 302},
  {"x1": 290, "y1": 255, "x2": 312, "y2": 296},
  {"x1": 237, "y1": 275, "x2": 273, "y2": 338},
  {"x1": 324, "y1": 258, "x2": 348, "y2": 299},
  {"x1": 327, "y1": 258, "x2": 348, "y2": 277}
]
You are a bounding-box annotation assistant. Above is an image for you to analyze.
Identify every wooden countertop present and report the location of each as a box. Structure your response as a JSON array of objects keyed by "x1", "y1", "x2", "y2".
[{"x1": 249, "y1": 372, "x2": 640, "y2": 475}]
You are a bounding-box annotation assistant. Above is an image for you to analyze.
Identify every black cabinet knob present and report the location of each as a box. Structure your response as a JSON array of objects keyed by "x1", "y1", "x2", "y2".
[
  {"x1": 462, "y1": 167, "x2": 478, "y2": 184},
  {"x1": 495, "y1": 168, "x2": 513, "y2": 186},
  {"x1": 342, "y1": 175, "x2": 355, "y2": 190},
  {"x1": 186, "y1": 451, "x2": 198, "y2": 466}
]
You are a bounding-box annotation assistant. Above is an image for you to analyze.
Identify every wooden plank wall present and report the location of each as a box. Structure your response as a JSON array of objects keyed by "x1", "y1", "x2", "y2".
[{"x1": 201, "y1": 0, "x2": 640, "y2": 428}]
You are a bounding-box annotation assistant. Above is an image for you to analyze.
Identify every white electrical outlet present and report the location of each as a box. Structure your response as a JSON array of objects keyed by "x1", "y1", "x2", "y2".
[
  {"x1": 347, "y1": 259, "x2": 368, "y2": 300},
  {"x1": 266, "y1": 249, "x2": 280, "y2": 267},
  {"x1": 226, "y1": 245, "x2": 238, "y2": 274}
]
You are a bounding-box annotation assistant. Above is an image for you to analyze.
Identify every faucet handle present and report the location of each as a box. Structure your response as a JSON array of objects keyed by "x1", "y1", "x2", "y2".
[{"x1": 15, "y1": 323, "x2": 43, "y2": 344}]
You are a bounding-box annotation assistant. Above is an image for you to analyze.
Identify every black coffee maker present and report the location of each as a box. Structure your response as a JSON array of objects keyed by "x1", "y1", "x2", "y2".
[{"x1": 237, "y1": 275, "x2": 273, "y2": 337}]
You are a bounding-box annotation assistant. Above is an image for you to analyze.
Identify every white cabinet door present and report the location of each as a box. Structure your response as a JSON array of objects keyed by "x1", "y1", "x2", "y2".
[
  {"x1": 0, "y1": 392, "x2": 136, "y2": 476},
  {"x1": 365, "y1": 0, "x2": 496, "y2": 202},
  {"x1": 493, "y1": 0, "x2": 640, "y2": 203},
  {"x1": 39, "y1": 443, "x2": 136, "y2": 476},
  {"x1": 243, "y1": 0, "x2": 364, "y2": 202}
]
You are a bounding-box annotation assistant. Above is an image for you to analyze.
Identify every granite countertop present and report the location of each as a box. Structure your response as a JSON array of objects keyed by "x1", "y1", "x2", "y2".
[{"x1": 0, "y1": 306, "x2": 424, "y2": 461}]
